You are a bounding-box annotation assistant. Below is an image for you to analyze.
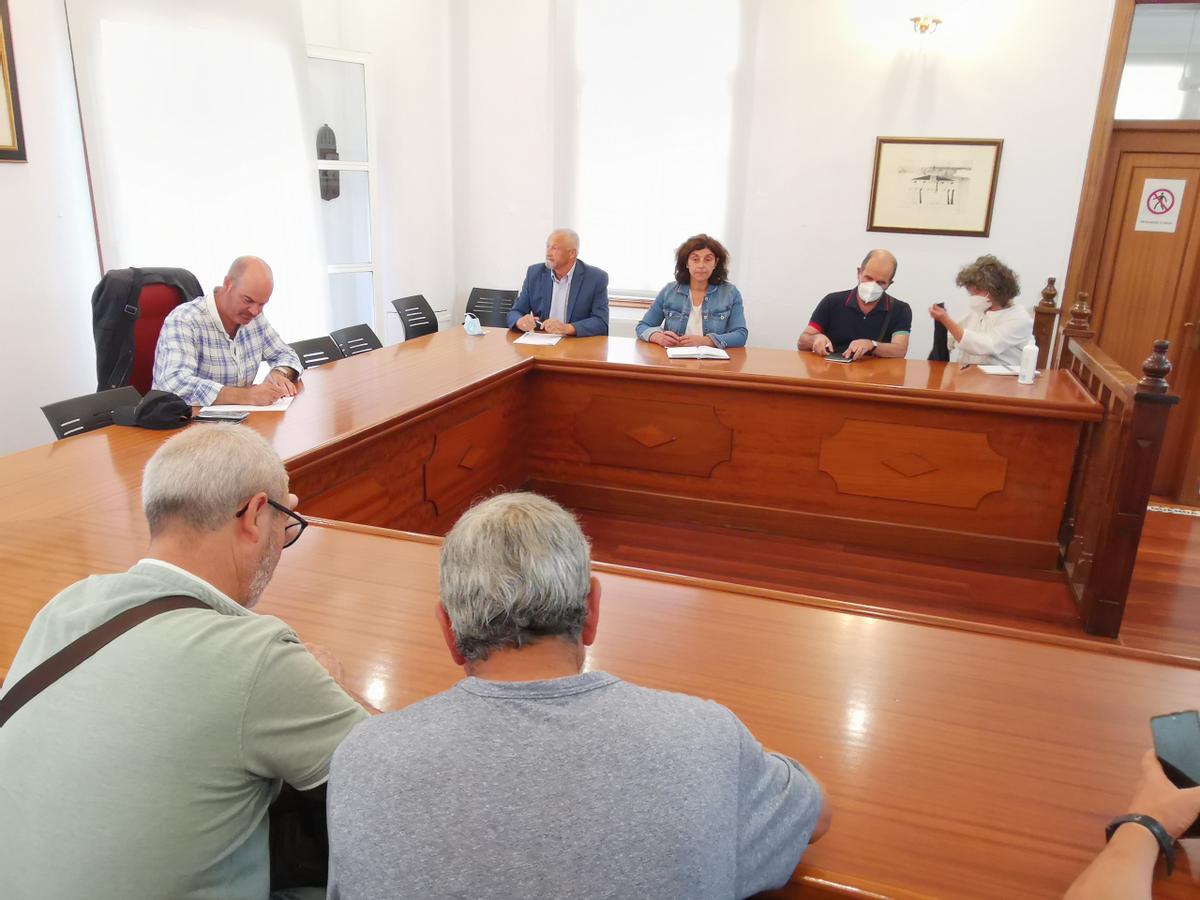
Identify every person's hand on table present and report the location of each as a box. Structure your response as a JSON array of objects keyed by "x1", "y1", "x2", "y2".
[
  {"x1": 541, "y1": 318, "x2": 575, "y2": 335},
  {"x1": 266, "y1": 369, "x2": 298, "y2": 397},
  {"x1": 649, "y1": 331, "x2": 681, "y2": 347},
  {"x1": 245, "y1": 381, "x2": 289, "y2": 406},
  {"x1": 808, "y1": 333, "x2": 833, "y2": 356},
  {"x1": 515, "y1": 313, "x2": 538, "y2": 333},
  {"x1": 844, "y1": 339, "x2": 875, "y2": 361},
  {"x1": 675, "y1": 335, "x2": 715, "y2": 348}
]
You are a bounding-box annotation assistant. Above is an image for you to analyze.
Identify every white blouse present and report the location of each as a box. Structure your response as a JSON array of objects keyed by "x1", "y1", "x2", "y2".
[
  {"x1": 686, "y1": 302, "x2": 705, "y2": 336},
  {"x1": 949, "y1": 303, "x2": 1034, "y2": 366}
]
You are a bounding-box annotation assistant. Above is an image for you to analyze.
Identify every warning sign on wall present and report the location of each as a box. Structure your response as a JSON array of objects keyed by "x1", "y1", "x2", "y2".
[{"x1": 1135, "y1": 178, "x2": 1187, "y2": 232}]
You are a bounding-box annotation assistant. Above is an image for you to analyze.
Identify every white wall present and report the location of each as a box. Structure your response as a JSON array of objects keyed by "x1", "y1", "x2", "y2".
[
  {"x1": 733, "y1": 0, "x2": 1116, "y2": 354},
  {"x1": 0, "y1": 1, "x2": 100, "y2": 454}
]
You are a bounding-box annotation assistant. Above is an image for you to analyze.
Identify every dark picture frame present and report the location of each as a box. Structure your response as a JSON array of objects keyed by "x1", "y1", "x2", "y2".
[
  {"x1": 0, "y1": 0, "x2": 25, "y2": 163},
  {"x1": 867, "y1": 137, "x2": 1003, "y2": 237}
]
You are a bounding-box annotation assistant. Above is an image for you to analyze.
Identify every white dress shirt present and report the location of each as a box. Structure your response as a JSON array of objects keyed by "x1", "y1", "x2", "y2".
[{"x1": 949, "y1": 303, "x2": 1034, "y2": 366}]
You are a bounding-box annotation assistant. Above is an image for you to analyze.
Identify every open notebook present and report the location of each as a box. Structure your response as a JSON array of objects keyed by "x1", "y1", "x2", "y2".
[{"x1": 666, "y1": 346, "x2": 730, "y2": 360}]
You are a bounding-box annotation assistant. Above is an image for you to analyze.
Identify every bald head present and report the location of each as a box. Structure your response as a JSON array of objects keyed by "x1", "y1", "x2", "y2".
[
  {"x1": 216, "y1": 256, "x2": 275, "y2": 332},
  {"x1": 859, "y1": 249, "x2": 898, "y2": 283}
]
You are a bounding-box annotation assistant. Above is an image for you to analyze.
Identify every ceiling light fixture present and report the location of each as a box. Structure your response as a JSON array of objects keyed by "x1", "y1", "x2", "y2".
[{"x1": 911, "y1": 16, "x2": 943, "y2": 34}]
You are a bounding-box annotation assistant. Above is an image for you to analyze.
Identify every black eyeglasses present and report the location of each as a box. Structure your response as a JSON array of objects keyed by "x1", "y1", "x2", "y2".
[{"x1": 235, "y1": 497, "x2": 308, "y2": 548}]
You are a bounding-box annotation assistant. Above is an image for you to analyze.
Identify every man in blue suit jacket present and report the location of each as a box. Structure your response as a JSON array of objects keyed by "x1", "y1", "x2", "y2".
[{"x1": 507, "y1": 229, "x2": 610, "y2": 337}]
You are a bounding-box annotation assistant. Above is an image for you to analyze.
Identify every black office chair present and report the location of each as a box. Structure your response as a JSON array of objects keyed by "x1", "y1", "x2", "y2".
[
  {"x1": 465, "y1": 288, "x2": 518, "y2": 328},
  {"x1": 391, "y1": 295, "x2": 439, "y2": 340},
  {"x1": 330, "y1": 323, "x2": 383, "y2": 357},
  {"x1": 41, "y1": 386, "x2": 142, "y2": 440},
  {"x1": 289, "y1": 336, "x2": 344, "y2": 369}
]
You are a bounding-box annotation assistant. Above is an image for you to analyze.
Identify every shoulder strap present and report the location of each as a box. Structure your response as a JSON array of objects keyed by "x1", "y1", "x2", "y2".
[
  {"x1": 0, "y1": 595, "x2": 208, "y2": 728},
  {"x1": 876, "y1": 297, "x2": 897, "y2": 344}
]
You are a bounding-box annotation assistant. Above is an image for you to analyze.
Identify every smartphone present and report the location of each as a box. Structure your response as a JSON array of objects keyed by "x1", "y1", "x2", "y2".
[
  {"x1": 1151, "y1": 710, "x2": 1200, "y2": 837},
  {"x1": 195, "y1": 410, "x2": 249, "y2": 423},
  {"x1": 824, "y1": 353, "x2": 854, "y2": 364}
]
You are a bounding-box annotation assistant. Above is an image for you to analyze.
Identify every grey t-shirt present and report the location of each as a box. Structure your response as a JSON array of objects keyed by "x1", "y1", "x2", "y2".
[{"x1": 328, "y1": 671, "x2": 823, "y2": 900}]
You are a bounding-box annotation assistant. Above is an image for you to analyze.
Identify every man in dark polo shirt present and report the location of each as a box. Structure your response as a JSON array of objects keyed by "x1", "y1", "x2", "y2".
[{"x1": 797, "y1": 249, "x2": 911, "y2": 360}]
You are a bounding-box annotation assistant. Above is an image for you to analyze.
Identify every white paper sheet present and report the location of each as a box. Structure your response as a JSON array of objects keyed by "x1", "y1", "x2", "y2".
[
  {"x1": 666, "y1": 346, "x2": 730, "y2": 360},
  {"x1": 514, "y1": 332, "x2": 564, "y2": 346},
  {"x1": 200, "y1": 395, "x2": 294, "y2": 414}
]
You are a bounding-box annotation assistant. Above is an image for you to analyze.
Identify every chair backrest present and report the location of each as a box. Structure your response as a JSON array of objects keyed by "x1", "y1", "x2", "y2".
[
  {"x1": 41, "y1": 386, "x2": 142, "y2": 440},
  {"x1": 391, "y1": 295, "x2": 439, "y2": 340},
  {"x1": 131, "y1": 283, "x2": 189, "y2": 394},
  {"x1": 330, "y1": 323, "x2": 383, "y2": 357},
  {"x1": 289, "y1": 336, "x2": 344, "y2": 370},
  {"x1": 465, "y1": 288, "x2": 517, "y2": 328}
]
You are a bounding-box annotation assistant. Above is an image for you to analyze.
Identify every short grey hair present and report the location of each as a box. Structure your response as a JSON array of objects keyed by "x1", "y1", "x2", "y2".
[
  {"x1": 550, "y1": 228, "x2": 580, "y2": 251},
  {"x1": 439, "y1": 492, "x2": 591, "y2": 662},
  {"x1": 142, "y1": 425, "x2": 289, "y2": 535}
]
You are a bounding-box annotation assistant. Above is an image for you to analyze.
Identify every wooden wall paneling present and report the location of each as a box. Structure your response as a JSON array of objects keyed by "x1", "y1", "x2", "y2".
[
  {"x1": 818, "y1": 419, "x2": 1006, "y2": 509},
  {"x1": 573, "y1": 395, "x2": 732, "y2": 477},
  {"x1": 529, "y1": 370, "x2": 1082, "y2": 557},
  {"x1": 531, "y1": 478, "x2": 1059, "y2": 569},
  {"x1": 424, "y1": 403, "x2": 518, "y2": 516},
  {"x1": 289, "y1": 376, "x2": 528, "y2": 532}
]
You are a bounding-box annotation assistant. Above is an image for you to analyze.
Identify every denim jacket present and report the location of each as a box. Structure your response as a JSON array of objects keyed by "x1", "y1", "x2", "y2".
[{"x1": 636, "y1": 282, "x2": 749, "y2": 349}]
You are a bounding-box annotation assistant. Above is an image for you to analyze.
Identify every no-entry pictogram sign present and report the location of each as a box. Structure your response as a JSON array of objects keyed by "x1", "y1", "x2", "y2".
[{"x1": 1136, "y1": 178, "x2": 1187, "y2": 233}]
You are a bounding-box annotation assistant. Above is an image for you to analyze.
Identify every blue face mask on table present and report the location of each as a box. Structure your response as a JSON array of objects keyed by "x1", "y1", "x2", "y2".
[{"x1": 463, "y1": 313, "x2": 484, "y2": 336}]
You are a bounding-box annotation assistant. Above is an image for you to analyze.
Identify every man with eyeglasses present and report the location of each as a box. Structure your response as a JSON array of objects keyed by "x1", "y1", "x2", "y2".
[
  {"x1": 797, "y1": 249, "x2": 912, "y2": 360},
  {"x1": 0, "y1": 425, "x2": 372, "y2": 900}
]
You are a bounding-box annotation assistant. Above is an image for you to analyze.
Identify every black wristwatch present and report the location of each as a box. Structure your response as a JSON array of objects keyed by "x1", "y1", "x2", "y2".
[{"x1": 1105, "y1": 813, "x2": 1175, "y2": 875}]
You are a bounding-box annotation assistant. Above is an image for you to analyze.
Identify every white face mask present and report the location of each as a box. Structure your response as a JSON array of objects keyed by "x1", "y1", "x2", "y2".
[
  {"x1": 857, "y1": 281, "x2": 884, "y2": 304},
  {"x1": 968, "y1": 294, "x2": 992, "y2": 313}
]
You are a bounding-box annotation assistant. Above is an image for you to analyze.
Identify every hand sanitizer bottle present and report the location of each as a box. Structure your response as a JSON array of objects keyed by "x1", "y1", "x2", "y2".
[{"x1": 1018, "y1": 341, "x2": 1038, "y2": 384}]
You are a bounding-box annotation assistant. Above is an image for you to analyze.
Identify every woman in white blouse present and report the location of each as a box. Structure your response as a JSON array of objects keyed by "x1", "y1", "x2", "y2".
[{"x1": 929, "y1": 255, "x2": 1033, "y2": 366}]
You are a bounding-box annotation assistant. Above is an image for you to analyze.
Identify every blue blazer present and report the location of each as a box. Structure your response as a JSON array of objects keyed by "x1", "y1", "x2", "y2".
[{"x1": 506, "y1": 259, "x2": 610, "y2": 337}]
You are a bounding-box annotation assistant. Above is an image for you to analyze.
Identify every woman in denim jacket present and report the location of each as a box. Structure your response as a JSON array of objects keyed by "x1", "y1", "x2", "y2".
[{"x1": 636, "y1": 234, "x2": 748, "y2": 349}]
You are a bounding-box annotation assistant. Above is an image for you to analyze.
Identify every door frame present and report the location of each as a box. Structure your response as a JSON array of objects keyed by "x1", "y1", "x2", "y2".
[{"x1": 1064, "y1": 0, "x2": 1200, "y2": 503}]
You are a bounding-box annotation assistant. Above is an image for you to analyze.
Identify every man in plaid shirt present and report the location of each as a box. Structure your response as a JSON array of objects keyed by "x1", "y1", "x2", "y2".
[{"x1": 153, "y1": 256, "x2": 303, "y2": 407}]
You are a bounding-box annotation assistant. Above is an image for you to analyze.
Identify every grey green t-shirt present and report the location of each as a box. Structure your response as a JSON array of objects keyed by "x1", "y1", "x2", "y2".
[
  {"x1": 0, "y1": 560, "x2": 367, "y2": 900},
  {"x1": 328, "y1": 671, "x2": 823, "y2": 899}
]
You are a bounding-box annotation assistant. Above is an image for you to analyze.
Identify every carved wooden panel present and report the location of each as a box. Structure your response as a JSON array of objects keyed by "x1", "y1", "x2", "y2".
[
  {"x1": 818, "y1": 419, "x2": 1006, "y2": 509},
  {"x1": 574, "y1": 395, "x2": 731, "y2": 478},
  {"x1": 424, "y1": 404, "x2": 511, "y2": 515},
  {"x1": 290, "y1": 377, "x2": 526, "y2": 531}
]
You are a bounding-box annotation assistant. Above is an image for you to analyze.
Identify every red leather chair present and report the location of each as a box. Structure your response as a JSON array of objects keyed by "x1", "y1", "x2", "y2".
[{"x1": 130, "y1": 283, "x2": 188, "y2": 394}]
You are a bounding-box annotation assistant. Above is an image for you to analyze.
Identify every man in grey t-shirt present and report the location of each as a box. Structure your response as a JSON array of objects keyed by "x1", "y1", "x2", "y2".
[{"x1": 328, "y1": 492, "x2": 830, "y2": 899}]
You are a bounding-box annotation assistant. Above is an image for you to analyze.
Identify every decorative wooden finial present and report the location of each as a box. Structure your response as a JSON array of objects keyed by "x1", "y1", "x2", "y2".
[
  {"x1": 1039, "y1": 277, "x2": 1059, "y2": 310},
  {"x1": 1067, "y1": 292, "x2": 1092, "y2": 330},
  {"x1": 1139, "y1": 340, "x2": 1172, "y2": 394}
]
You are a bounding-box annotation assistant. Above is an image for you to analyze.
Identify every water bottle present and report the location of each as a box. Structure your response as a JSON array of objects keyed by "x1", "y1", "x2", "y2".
[{"x1": 1018, "y1": 341, "x2": 1038, "y2": 384}]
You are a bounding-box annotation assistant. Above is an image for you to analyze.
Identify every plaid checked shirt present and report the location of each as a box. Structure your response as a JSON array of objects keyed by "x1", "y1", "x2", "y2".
[{"x1": 152, "y1": 295, "x2": 302, "y2": 406}]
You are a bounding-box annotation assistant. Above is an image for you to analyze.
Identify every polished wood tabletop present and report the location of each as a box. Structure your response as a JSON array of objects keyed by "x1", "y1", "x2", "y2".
[{"x1": 2, "y1": 328, "x2": 1182, "y2": 899}]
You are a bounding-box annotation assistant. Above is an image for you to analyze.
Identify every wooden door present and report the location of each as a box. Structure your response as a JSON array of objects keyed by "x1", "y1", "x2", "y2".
[{"x1": 1087, "y1": 129, "x2": 1200, "y2": 501}]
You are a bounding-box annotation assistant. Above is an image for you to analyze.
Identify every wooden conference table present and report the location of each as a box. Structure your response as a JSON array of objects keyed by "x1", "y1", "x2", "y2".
[{"x1": 1, "y1": 330, "x2": 1195, "y2": 898}]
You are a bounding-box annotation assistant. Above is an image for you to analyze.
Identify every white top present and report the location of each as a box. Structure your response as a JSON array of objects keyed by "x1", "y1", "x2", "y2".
[
  {"x1": 686, "y1": 302, "x2": 704, "y2": 336},
  {"x1": 949, "y1": 303, "x2": 1034, "y2": 366}
]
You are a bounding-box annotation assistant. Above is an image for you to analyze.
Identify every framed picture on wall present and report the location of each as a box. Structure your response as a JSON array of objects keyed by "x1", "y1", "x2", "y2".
[
  {"x1": 0, "y1": 0, "x2": 25, "y2": 163},
  {"x1": 867, "y1": 137, "x2": 1003, "y2": 237}
]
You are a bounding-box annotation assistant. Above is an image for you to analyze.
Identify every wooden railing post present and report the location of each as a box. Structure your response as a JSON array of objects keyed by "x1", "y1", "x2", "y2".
[
  {"x1": 1033, "y1": 277, "x2": 1061, "y2": 368},
  {"x1": 1078, "y1": 340, "x2": 1179, "y2": 637},
  {"x1": 1055, "y1": 292, "x2": 1096, "y2": 369}
]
